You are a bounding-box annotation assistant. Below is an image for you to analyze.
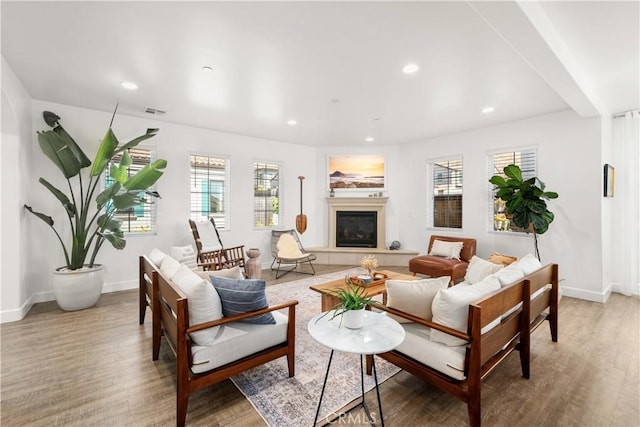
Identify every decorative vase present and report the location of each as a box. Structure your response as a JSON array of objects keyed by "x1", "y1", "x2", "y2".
[
  {"x1": 246, "y1": 248, "x2": 261, "y2": 279},
  {"x1": 342, "y1": 308, "x2": 366, "y2": 329},
  {"x1": 52, "y1": 265, "x2": 104, "y2": 311}
]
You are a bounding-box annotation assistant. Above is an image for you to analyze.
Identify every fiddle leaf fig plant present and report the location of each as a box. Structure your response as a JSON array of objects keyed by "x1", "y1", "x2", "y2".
[
  {"x1": 25, "y1": 109, "x2": 167, "y2": 270},
  {"x1": 489, "y1": 164, "x2": 558, "y2": 260}
]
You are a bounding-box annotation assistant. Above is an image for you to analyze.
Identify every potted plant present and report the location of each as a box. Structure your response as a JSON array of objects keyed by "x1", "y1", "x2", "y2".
[
  {"x1": 489, "y1": 164, "x2": 558, "y2": 260},
  {"x1": 317, "y1": 278, "x2": 379, "y2": 329},
  {"x1": 24, "y1": 109, "x2": 167, "y2": 310}
]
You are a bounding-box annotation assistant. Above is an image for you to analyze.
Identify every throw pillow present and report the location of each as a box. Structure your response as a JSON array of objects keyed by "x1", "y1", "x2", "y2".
[
  {"x1": 159, "y1": 255, "x2": 181, "y2": 279},
  {"x1": 277, "y1": 233, "x2": 304, "y2": 258},
  {"x1": 148, "y1": 248, "x2": 167, "y2": 267},
  {"x1": 464, "y1": 255, "x2": 504, "y2": 284},
  {"x1": 516, "y1": 253, "x2": 542, "y2": 275},
  {"x1": 195, "y1": 266, "x2": 245, "y2": 282},
  {"x1": 210, "y1": 276, "x2": 275, "y2": 324},
  {"x1": 487, "y1": 252, "x2": 518, "y2": 266},
  {"x1": 494, "y1": 262, "x2": 525, "y2": 287},
  {"x1": 429, "y1": 240, "x2": 464, "y2": 259},
  {"x1": 171, "y1": 264, "x2": 223, "y2": 346},
  {"x1": 385, "y1": 276, "x2": 450, "y2": 323},
  {"x1": 430, "y1": 275, "x2": 501, "y2": 346},
  {"x1": 170, "y1": 245, "x2": 198, "y2": 270}
]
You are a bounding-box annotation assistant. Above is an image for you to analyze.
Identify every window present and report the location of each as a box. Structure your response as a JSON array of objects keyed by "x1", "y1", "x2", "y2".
[
  {"x1": 190, "y1": 155, "x2": 229, "y2": 229},
  {"x1": 253, "y1": 161, "x2": 280, "y2": 228},
  {"x1": 488, "y1": 149, "x2": 536, "y2": 232},
  {"x1": 104, "y1": 147, "x2": 156, "y2": 235},
  {"x1": 427, "y1": 157, "x2": 463, "y2": 229}
]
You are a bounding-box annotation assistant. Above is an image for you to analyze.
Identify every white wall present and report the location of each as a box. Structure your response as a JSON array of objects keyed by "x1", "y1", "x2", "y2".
[
  {"x1": 25, "y1": 101, "x2": 317, "y2": 303},
  {"x1": 1, "y1": 57, "x2": 34, "y2": 321},
  {"x1": 396, "y1": 110, "x2": 606, "y2": 301}
]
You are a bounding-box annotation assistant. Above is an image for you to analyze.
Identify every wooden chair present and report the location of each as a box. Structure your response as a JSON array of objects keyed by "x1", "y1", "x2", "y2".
[
  {"x1": 270, "y1": 229, "x2": 316, "y2": 279},
  {"x1": 188, "y1": 218, "x2": 246, "y2": 272}
]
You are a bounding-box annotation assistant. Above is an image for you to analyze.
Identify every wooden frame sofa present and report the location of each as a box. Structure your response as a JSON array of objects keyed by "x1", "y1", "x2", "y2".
[
  {"x1": 409, "y1": 235, "x2": 477, "y2": 284},
  {"x1": 140, "y1": 254, "x2": 298, "y2": 427},
  {"x1": 375, "y1": 261, "x2": 559, "y2": 426}
]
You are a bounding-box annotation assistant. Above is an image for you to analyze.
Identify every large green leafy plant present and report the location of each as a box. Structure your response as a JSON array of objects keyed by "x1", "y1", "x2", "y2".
[
  {"x1": 25, "y1": 110, "x2": 167, "y2": 270},
  {"x1": 489, "y1": 164, "x2": 558, "y2": 260}
]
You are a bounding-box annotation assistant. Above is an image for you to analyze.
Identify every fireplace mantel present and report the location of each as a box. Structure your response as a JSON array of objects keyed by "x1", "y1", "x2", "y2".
[{"x1": 327, "y1": 197, "x2": 388, "y2": 249}]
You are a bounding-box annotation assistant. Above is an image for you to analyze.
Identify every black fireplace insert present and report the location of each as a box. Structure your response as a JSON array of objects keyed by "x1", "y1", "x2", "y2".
[{"x1": 336, "y1": 211, "x2": 377, "y2": 248}]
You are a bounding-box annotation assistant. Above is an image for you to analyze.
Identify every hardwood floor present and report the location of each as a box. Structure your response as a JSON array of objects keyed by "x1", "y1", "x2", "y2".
[{"x1": 1, "y1": 265, "x2": 638, "y2": 426}]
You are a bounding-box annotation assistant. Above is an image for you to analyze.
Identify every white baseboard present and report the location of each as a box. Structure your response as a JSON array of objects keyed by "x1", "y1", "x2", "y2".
[
  {"x1": 561, "y1": 285, "x2": 613, "y2": 303},
  {"x1": 1, "y1": 280, "x2": 138, "y2": 324}
]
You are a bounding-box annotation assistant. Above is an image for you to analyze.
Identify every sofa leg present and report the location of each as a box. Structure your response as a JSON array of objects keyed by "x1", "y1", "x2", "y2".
[
  {"x1": 467, "y1": 396, "x2": 481, "y2": 427},
  {"x1": 287, "y1": 350, "x2": 295, "y2": 377},
  {"x1": 365, "y1": 354, "x2": 373, "y2": 375}
]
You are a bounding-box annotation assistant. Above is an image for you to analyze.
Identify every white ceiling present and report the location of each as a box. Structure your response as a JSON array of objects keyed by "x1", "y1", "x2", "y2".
[{"x1": 2, "y1": 1, "x2": 638, "y2": 147}]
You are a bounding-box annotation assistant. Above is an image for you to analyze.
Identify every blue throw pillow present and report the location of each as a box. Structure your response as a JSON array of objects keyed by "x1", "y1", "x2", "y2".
[{"x1": 210, "y1": 276, "x2": 275, "y2": 324}]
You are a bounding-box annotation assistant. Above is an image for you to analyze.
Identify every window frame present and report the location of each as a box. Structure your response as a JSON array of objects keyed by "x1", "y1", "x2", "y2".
[
  {"x1": 426, "y1": 156, "x2": 464, "y2": 230},
  {"x1": 103, "y1": 146, "x2": 158, "y2": 237},
  {"x1": 189, "y1": 153, "x2": 231, "y2": 230},
  {"x1": 252, "y1": 160, "x2": 282, "y2": 230},
  {"x1": 487, "y1": 147, "x2": 537, "y2": 234}
]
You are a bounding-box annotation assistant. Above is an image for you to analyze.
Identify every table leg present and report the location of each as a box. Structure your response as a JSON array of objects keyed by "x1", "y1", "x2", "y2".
[
  {"x1": 372, "y1": 356, "x2": 384, "y2": 427},
  {"x1": 314, "y1": 350, "x2": 334, "y2": 426}
]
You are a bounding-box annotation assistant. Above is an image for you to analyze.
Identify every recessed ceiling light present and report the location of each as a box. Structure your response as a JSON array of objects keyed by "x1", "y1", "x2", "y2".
[
  {"x1": 202, "y1": 66, "x2": 213, "y2": 72},
  {"x1": 365, "y1": 137, "x2": 375, "y2": 142},
  {"x1": 121, "y1": 81, "x2": 138, "y2": 90},
  {"x1": 287, "y1": 119, "x2": 297, "y2": 126},
  {"x1": 402, "y1": 63, "x2": 419, "y2": 74},
  {"x1": 482, "y1": 106, "x2": 495, "y2": 114}
]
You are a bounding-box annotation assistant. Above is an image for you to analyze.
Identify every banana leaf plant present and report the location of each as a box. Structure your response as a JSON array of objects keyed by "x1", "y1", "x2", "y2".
[
  {"x1": 25, "y1": 109, "x2": 167, "y2": 270},
  {"x1": 489, "y1": 164, "x2": 558, "y2": 260}
]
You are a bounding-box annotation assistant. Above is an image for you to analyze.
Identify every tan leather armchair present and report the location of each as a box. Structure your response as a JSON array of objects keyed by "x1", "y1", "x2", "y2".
[{"x1": 409, "y1": 235, "x2": 477, "y2": 284}]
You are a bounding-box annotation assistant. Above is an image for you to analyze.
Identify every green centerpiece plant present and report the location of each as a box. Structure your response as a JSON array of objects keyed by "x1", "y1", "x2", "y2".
[
  {"x1": 24, "y1": 109, "x2": 167, "y2": 310},
  {"x1": 489, "y1": 164, "x2": 558, "y2": 260},
  {"x1": 316, "y1": 278, "x2": 379, "y2": 328}
]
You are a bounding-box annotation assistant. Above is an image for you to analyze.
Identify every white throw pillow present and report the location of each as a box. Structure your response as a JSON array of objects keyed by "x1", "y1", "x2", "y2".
[
  {"x1": 148, "y1": 248, "x2": 166, "y2": 266},
  {"x1": 171, "y1": 264, "x2": 223, "y2": 346},
  {"x1": 516, "y1": 253, "x2": 542, "y2": 275},
  {"x1": 159, "y1": 256, "x2": 181, "y2": 279},
  {"x1": 430, "y1": 275, "x2": 501, "y2": 346},
  {"x1": 494, "y1": 262, "x2": 525, "y2": 287},
  {"x1": 195, "y1": 266, "x2": 245, "y2": 281},
  {"x1": 277, "y1": 233, "x2": 304, "y2": 258},
  {"x1": 464, "y1": 255, "x2": 504, "y2": 284},
  {"x1": 429, "y1": 240, "x2": 464, "y2": 259},
  {"x1": 385, "y1": 276, "x2": 450, "y2": 323},
  {"x1": 171, "y1": 245, "x2": 198, "y2": 270}
]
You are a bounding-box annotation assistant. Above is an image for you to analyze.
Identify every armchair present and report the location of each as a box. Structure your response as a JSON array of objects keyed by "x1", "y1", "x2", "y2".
[
  {"x1": 409, "y1": 235, "x2": 476, "y2": 285},
  {"x1": 270, "y1": 229, "x2": 317, "y2": 279}
]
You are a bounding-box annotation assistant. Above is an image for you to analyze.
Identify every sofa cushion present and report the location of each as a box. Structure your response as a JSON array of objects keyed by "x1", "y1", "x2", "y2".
[
  {"x1": 386, "y1": 276, "x2": 450, "y2": 323},
  {"x1": 191, "y1": 311, "x2": 288, "y2": 373},
  {"x1": 429, "y1": 240, "x2": 464, "y2": 259},
  {"x1": 464, "y1": 255, "x2": 504, "y2": 284},
  {"x1": 430, "y1": 276, "x2": 501, "y2": 346},
  {"x1": 148, "y1": 248, "x2": 167, "y2": 267},
  {"x1": 170, "y1": 245, "x2": 198, "y2": 270},
  {"x1": 395, "y1": 322, "x2": 468, "y2": 380},
  {"x1": 159, "y1": 255, "x2": 181, "y2": 279},
  {"x1": 211, "y1": 276, "x2": 275, "y2": 324},
  {"x1": 171, "y1": 264, "x2": 223, "y2": 346},
  {"x1": 516, "y1": 253, "x2": 542, "y2": 275},
  {"x1": 494, "y1": 262, "x2": 525, "y2": 287},
  {"x1": 195, "y1": 266, "x2": 245, "y2": 281},
  {"x1": 487, "y1": 252, "x2": 518, "y2": 266}
]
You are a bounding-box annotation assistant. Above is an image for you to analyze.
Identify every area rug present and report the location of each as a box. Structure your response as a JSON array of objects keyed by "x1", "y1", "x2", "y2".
[{"x1": 230, "y1": 268, "x2": 401, "y2": 426}]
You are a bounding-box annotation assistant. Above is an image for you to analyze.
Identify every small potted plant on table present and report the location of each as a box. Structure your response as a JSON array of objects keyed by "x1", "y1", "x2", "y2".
[{"x1": 318, "y1": 279, "x2": 379, "y2": 329}]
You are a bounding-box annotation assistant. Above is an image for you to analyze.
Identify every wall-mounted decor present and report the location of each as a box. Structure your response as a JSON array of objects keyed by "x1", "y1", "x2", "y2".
[
  {"x1": 328, "y1": 155, "x2": 385, "y2": 190},
  {"x1": 604, "y1": 163, "x2": 615, "y2": 197}
]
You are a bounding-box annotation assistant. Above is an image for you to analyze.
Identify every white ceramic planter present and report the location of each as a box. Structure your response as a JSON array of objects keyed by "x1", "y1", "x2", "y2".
[
  {"x1": 52, "y1": 265, "x2": 104, "y2": 311},
  {"x1": 342, "y1": 308, "x2": 366, "y2": 329}
]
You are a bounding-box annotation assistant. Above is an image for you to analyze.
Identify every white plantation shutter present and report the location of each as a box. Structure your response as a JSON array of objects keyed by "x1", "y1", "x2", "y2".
[
  {"x1": 253, "y1": 161, "x2": 281, "y2": 229},
  {"x1": 189, "y1": 155, "x2": 230, "y2": 230},
  {"x1": 427, "y1": 157, "x2": 463, "y2": 229},
  {"x1": 487, "y1": 148, "x2": 537, "y2": 232}
]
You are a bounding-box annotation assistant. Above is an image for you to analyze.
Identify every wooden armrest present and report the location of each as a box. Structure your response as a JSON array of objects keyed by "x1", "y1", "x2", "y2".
[
  {"x1": 187, "y1": 300, "x2": 299, "y2": 333},
  {"x1": 376, "y1": 305, "x2": 471, "y2": 341}
]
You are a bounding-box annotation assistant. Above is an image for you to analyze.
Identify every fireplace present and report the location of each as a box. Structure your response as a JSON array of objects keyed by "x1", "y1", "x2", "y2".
[
  {"x1": 336, "y1": 211, "x2": 377, "y2": 248},
  {"x1": 327, "y1": 197, "x2": 387, "y2": 249}
]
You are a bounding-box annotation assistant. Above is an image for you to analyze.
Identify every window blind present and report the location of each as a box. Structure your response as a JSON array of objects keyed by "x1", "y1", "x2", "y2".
[
  {"x1": 189, "y1": 155, "x2": 229, "y2": 229},
  {"x1": 427, "y1": 157, "x2": 463, "y2": 229},
  {"x1": 253, "y1": 161, "x2": 281, "y2": 229}
]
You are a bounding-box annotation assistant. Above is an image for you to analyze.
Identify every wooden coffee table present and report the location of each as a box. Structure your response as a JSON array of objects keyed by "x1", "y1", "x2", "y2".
[{"x1": 309, "y1": 270, "x2": 416, "y2": 312}]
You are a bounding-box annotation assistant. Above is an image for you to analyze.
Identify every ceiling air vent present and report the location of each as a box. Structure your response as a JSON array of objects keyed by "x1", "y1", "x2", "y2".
[{"x1": 145, "y1": 107, "x2": 166, "y2": 115}]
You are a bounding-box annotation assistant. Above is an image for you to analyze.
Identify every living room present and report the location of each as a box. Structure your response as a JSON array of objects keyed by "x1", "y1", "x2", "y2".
[{"x1": 1, "y1": 1, "x2": 639, "y2": 426}]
